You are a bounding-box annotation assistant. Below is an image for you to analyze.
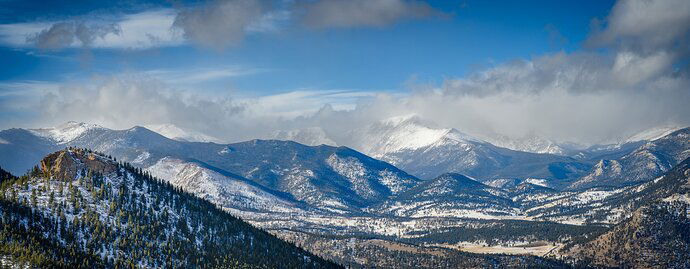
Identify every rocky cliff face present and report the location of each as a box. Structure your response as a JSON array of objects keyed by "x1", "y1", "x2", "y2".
[
  {"x1": 40, "y1": 148, "x2": 116, "y2": 181},
  {"x1": 40, "y1": 150, "x2": 78, "y2": 181}
]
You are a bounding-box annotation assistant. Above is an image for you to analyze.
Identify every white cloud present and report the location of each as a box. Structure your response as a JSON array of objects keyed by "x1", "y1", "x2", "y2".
[
  {"x1": 246, "y1": 10, "x2": 292, "y2": 33},
  {"x1": 0, "y1": 9, "x2": 184, "y2": 49},
  {"x1": 144, "y1": 66, "x2": 266, "y2": 84},
  {"x1": 94, "y1": 9, "x2": 184, "y2": 49},
  {"x1": 172, "y1": 0, "x2": 263, "y2": 50},
  {"x1": 588, "y1": 0, "x2": 690, "y2": 54},
  {"x1": 238, "y1": 89, "x2": 376, "y2": 119},
  {"x1": 299, "y1": 0, "x2": 440, "y2": 28},
  {"x1": 1, "y1": 0, "x2": 688, "y2": 146},
  {"x1": 0, "y1": 74, "x2": 379, "y2": 142}
]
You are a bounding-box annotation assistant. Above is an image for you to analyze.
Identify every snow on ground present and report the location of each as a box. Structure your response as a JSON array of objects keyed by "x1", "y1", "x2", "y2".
[
  {"x1": 132, "y1": 151, "x2": 150, "y2": 164},
  {"x1": 625, "y1": 125, "x2": 682, "y2": 143},
  {"x1": 147, "y1": 157, "x2": 298, "y2": 213},
  {"x1": 663, "y1": 194, "x2": 690, "y2": 204},
  {"x1": 29, "y1": 121, "x2": 102, "y2": 143},
  {"x1": 524, "y1": 178, "x2": 549, "y2": 188},
  {"x1": 326, "y1": 154, "x2": 378, "y2": 199}
]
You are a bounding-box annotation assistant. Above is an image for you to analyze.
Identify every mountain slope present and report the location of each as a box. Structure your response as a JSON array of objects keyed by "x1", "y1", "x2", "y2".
[
  {"x1": 349, "y1": 116, "x2": 592, "y2": 187},
  {"x1": 0, "y1": 148, "x2": 338, "y2": 268},
  {"x1": 1, "y1": 124, "x2": 421, "y2": 212},
  {"x1": 189, "y1": 140, "x2": 421, "y2": 211},
  {"x1": 528, "y1": 157, "x2": 690, "y2": 227},
  {"x1": 561, "y1": 202, "x2": 690, "y2": 268},
  {"x1": 570, "y1": 127, "x2": 690, "y2": 189},
  {"x1": 375, "y1": 173, "x2": 518, "y2": 218},
  {"x1": 545, "y1": 158, "x2": 690, "y2": 268},
  {"x1": 483, "y1": 133, "x2": 572, "y2": 155},
  {"x1": 0, "y1": 128, "x2": 60, "y2": 175}
]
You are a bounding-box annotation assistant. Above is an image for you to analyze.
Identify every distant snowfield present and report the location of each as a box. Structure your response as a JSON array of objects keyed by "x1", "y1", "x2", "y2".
[
  {"x1": 625, "y1": 126, "x2": 682, "y2": 143},
  {"x1": 30, "y1": 121, "x2": 103, "y2": 143}
]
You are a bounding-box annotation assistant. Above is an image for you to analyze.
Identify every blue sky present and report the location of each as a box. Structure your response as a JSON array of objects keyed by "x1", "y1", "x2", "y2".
[
  {"x1": 0, "y1": 0, "x2": 687, "y2": 144},
  {"x1": 0, "y1": 0, "x2": 614, "y2": 93}
]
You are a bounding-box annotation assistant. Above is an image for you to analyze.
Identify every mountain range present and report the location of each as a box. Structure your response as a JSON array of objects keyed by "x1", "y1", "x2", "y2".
[{"x1": 0, "y1": 120, "x2": 688, "y2": 267}]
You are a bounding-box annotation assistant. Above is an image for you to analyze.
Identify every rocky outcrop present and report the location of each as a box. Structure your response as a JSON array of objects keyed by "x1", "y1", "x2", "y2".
[
  {"x1": 40, "y1": 150, "x2": 78, "y2": 181},
  {"x1": 40, "y1": 148, "x2": 116, "y2": 180}
]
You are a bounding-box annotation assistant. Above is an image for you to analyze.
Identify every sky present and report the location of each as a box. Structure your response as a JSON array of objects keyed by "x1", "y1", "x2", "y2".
[{"x1": 0, "y1": 0, "x2": 688, "y2": 145}]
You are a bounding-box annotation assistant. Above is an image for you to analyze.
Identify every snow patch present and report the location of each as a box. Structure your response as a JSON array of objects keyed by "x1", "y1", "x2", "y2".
[
  {"x1": 29, "y1": 121, "x2": 102, "y2": 143},
  {"x1": 625, "y1": 125, "x2": 682, "y2": 143}
]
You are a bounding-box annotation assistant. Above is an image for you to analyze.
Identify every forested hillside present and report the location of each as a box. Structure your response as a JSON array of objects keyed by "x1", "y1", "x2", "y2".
[{"x1": 0, "y1": 148, "x2": 339, "y2": 268}]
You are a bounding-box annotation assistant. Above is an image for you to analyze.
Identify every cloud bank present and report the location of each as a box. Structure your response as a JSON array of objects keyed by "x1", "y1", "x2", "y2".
[
  {"x1": 0, "y1": 0, "x2": 688, "y2": 146},
  {"x1": 172, "y1": 0, "x2": 263, "y2": 49}
]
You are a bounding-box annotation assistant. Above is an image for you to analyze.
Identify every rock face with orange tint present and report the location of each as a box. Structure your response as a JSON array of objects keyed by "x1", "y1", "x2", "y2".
[
  {"x1": 40, "y1": 148, "x2": 116, "y2": 180},
  {"x1": 81, "y1": 151, "x2": 116, "y2": 174},
  {"x1": 40, "y1": 150, "x2": 78, "y2": 181}
]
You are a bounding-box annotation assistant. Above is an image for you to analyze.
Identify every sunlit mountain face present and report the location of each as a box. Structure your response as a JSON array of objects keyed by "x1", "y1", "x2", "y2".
[{"x1": 1, "y1": 0, "x2": 689, "y2": 268}]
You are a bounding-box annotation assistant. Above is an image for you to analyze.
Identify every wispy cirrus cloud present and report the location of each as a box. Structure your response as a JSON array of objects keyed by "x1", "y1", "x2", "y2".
[{"x1": 143, "y1": 66, "x2": 268, "y2": 85}]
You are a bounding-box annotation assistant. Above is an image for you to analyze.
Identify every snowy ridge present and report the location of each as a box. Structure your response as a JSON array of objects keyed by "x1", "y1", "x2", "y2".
[
  {"x1": 352, "y1": 115, "x2": 481, "y2": 159},
  {"x1": 624, "y1": 125, "x2": 683, "y2": 143},
  {"x1": 483, "y1": 134, "x2": 570, "y2": 155},
  {"x1": 29, "y1": 121, "x2": 103, "y2": 143},
  {"x1": 147, "y1": 157, "x2": 298, "y2": 213}
]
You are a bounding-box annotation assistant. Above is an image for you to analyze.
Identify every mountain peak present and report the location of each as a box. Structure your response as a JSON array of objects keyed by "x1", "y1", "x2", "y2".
[
  {"x1": 40, "y1": 148, "x2": 116, "y2": 180},
  {"x1": 357, "y1": 116, "x2": 483, "y2": 158},
  {"x1": 30, "y1": 121, "x2": 103, "y2": 143}
]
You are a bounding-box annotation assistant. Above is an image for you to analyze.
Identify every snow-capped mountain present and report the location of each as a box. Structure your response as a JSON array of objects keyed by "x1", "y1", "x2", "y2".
[
  {"x1": 346, "y1": 116, "x2": 591, "y2": 187},
  {"x1": 569, "y1": 127, "x2": 690, "y2": 190},
  {"x1": 349, "y1": 115, "x2": 482, "y2": 160},
  {"x1": 3, "y1": 121, "x2": 690, "y2": 267},
  {"x1": 271, "y1": 127, "x2": 337, "y2": 146},
  {"x1": 1, "y1": 122, "x2": 420, "y2": 213},
  {"x1": 144, "y1": 123, "x2": 222, "y2": 143},
  {"x1": 29, "y1": 121, "x2": 104, "y2": 144},
  {"x1": 481, "y1": 134, "x2": 572, "y2": 155},
  {"x1": 624, "y1": 125, "x2": 683, "y2": 143}
]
